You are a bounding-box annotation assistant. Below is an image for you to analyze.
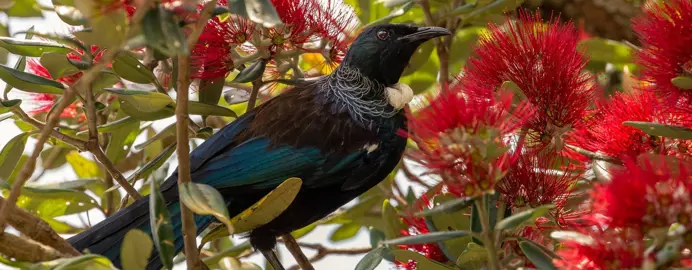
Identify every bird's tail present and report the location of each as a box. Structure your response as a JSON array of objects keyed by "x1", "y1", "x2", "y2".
[{"x1": 68, "y1": 184, "x2": 217, "y2": 270}]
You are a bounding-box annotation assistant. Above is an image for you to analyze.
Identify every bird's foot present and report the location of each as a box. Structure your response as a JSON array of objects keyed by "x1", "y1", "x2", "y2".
[{"x1": 385, "y1": 83, "x2": 414, "y2": 110}]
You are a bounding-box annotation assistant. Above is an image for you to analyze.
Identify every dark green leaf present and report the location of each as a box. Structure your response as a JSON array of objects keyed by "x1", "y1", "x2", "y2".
[
  {"x1": 112, "y1": 51, "x2": 159, "y2": 85},
  {"x1": 233, "y1": 59, "x2": 267, "y2": 83},
  {"x1": 416, "y1": 197, "x2": 475, "y2": 217},
  {"x1": 427, "y1": 195, "x2": 473, "y2": 260},
  {"x1": 495, "y1": 204, "x2": 554, "y2": 231},
  {"x1": 30, "y1": 179, "x2": 99, "y2": 190},
  {"x1": 150, "y1": 180, "x2": 175, "y2": 270},
  {"x1": 0, "y1": 64, "x2": 65, "y2": 94},
  {"x1": 92, "y1": 116, "x2": 138, "y2": 133},
  {"x1": 55, "y1": 5, "x2": 86, "y2": 25},
  {"x1": 141, "y1": 6, "x2": 188, "y2": 56},
  {"x1": 242, "y1": 0, "x2": 282, "y2": 27},
  {"x1": 227, "y1": 0, "x2": 248, "y2": 17},
  {"x1": 121, "y1": 229, "x2": 153, "y2": 270},
  {"x1": 330, "y1": 222, "x2": 362, "y2": 242},
  {"x1": 456, "y1": 242, "x2": 488, "y2": 270},
  {"x1": 391, "y1": 249, "x2": 454, "y2": 270},
  {"x1": 355, "y1": 247, "x2": 388, "y2": 270},
  {"x1": 672, "y1": 76, "x2": 692, "y2": 90},
  {"x1": 189, "y1": 101, "x2": 238, "y2": 118},
  {"x1": 578, "y1": 38, "x2": 633, "y2": 64},
  {"x1": 383, "y1": 231, "x2": 472, "y2": 245},
  {"x1": 199, "y1": 77, "x2": 225, "y2": 105},
  {"x1": 0, "y1": 132, "x2": 28, "y2": 181},
  {"x1": 128, "y1": 143, "x2": 176, "y2": 182},
  {"x1": 91, "y1": 69, "x2": 121, "y2": 92},
  {"x1": 39, "y1": 146, "x2": 69, "y2": 170},
  {"x1": 515, "y1": 237, "x2": 562, "y2": 260},
  {"x1": 0, "y1": 37, "x2": 70, "y2": 57},
  {"x1": 369, "y1": 227, "x2": 386, "y2": 248},
  {"x1": 623, "y1": 121, "x2": 692, "y2": 140},
  {"x1": 365, "y1": 1, "x2": 414, "y2": 27},
  {"x1": 39, "y1": 52, "x2": 80, "y2": 79},
  {"x1": 0, "y1": 99, "x2": 21, "y2": 114},
  {"x1": 519, "y1": 241, "x2": 557, "y2": 270},
  {"x1": 212, "y1": 6, "x2": 229, "y2": 16}
]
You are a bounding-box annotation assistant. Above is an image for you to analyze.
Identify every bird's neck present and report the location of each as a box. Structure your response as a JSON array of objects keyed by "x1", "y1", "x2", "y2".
[{"x1": 318, "y1": 65, "x2": 399, "y2": 126}]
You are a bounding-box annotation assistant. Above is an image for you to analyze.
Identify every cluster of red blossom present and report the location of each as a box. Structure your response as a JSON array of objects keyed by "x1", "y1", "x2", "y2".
[
  {"x1": 24, "y1": 0, "x2": 358, "y2": 118},
  {"x1": 402, "y1": 1, "x2": 692, "y2": 269}
]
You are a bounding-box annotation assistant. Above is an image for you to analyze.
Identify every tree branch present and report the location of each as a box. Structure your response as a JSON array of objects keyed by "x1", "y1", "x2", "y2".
[
  {"x1": 175, "y1": 1, "x2": 219, "y2": 269},
  {"x1": 565, "y1": 144, "x2": 622, "y2": 164},
  {"x1": 282, "y1": 234, "x2": 315, "y2": 270},
  {"x1": 0, "y1": 232, "x2": 66, "y2": 262},
  {"x1": 246, "y1": 78, "x2": 263, "y2": 112},
  {"x1": 9, "y1": 108, "x2": 87, "y2": 151}
]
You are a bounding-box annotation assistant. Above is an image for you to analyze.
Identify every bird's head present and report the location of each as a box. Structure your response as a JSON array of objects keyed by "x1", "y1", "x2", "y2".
[{"x1": 341, "y1": 24, "x2": 451, "y2": 86}]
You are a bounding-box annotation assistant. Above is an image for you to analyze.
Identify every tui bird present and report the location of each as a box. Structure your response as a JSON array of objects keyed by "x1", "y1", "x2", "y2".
[{"x1": 68, "y1": 23, "x2": 450, "y2": 270}]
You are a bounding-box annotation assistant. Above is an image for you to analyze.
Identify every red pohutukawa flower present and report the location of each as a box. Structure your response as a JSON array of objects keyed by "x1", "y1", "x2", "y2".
[
  {"x1": 459, "y1": 12, "x2": 597, "y2": 152},
  {"x1": 396, "y1": 196, "x2": 449, "y2": 270},
  {"x1": 556, "y1": 227, "x2": 647, "y2": 270},
  {"x1": 408, "y1": 90, "x2": 533, "y2": 197},
  {"x1": 266, "y1": 0, "x2": 322, "y2": 50},
  {"x1": 591, "y1": 155, "x2": 692, "y2": 233},
  {"x1": 633, "y1": 0, "x2": 692, "y2": 113},
  {"x1": 568, "y1": 91, "x2": 665, "y2": 160},
  {"x1": 497, "y1": 154, "x2": 577, "y2": 209}
]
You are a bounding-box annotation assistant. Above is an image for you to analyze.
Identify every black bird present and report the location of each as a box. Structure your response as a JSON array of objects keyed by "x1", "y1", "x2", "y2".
[{"x1": 68, "y1": 23, "x2": 450, "y2": 269}]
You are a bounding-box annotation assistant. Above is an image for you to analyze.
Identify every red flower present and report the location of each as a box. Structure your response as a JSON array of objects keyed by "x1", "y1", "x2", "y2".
[
  {"x1": 591, "y1": 156, "x2": 692, "y2": 233},
  {"x1": 633, "y1": 0, "x2": 692, "y2": 113},
  {"x1": 497, "y1": 154, "x2": 577, "y2": 209},
  {"x1": 556, "y1": 227, "x2": 646, "y2": 270},
  {"x1": 266, "y1": 0, "x2": 322, "y2": 50},
  {"x1": 408, "y1": 89, "x2": 533, "y2": 197},
  {"x1": 396, "y1": 196, "x2": 449, "y2": 269},
  {"x1": 459, "y1": 12, "x2": 597, "y2": 152}
]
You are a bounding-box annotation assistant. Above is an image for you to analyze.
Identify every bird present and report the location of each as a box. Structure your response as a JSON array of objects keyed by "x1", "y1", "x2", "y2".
[{"x1": 68, "y1": 23, "x2": 450, "y2": 270}]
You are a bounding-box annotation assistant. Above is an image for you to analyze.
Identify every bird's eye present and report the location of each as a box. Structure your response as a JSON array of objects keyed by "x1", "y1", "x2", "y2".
[{"x1": 376, "y1": 30, "x2": 389, "y2": 41}]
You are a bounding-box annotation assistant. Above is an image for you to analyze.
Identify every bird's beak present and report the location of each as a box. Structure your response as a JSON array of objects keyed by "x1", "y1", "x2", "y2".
[{"x1": 398, "y1": 26, "x2": 452, "y2": 43}]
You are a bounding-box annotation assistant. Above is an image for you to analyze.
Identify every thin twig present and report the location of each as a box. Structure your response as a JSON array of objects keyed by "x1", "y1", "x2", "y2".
[
  {"x1": 475, "y1": 199, "x2": 500, "y2": 270},
  {"x1": 282, "y1": 234, "x2": 315, "y2": 270},
  {"x1": 565, "y1": 144, "x2": 622, "y2": 164},
  {"x1": 176, "y1": 1, "x2": 218, "y2": 269},
  {"x1": 401, "y1": 159, "x2": 432, "y2": 188},
  {"x1": 90, "y1": 147, "x2": 142, "y2": 200},
  {"x1": 283, "y1": 241, "x2": 371, "y2": 270},
  {"x1": 10, "y1": 108, "x2": 87, "y2": 151}
]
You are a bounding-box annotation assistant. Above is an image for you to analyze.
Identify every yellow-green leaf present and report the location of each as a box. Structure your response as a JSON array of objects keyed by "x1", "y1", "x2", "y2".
[
  {"x1": 113, "y1": 51, "x2": 158, "y2": 85},
  {"x1": 180, "y1": 182, "x2": 231, "y2": 225},
  {"x1": 65, "y1": 151, "x2": 103, "y2": 178},
  {"x1": 578, "y1": 37, "x2": 633, "y2": 64},
  {"x1": 672, "y1": 76, "x2": 692, "y2": 90},
  {"x1": 456, "y1": 242, "x2": 488, "y2": 270},
  {"x1": 623, "y1": 121, "x2": 692, "y2": 140},
  {"x1": 107, "y1": 88, "x2": 174, "y2": 112},
  {"x1": 39, "y1": 51, "x2": 80, "y2": 79},
  {"x1": 229, "y1": 177, "x2": 302, "y2": 234},
  {"x1": 121, "y1": 229, "x2": 153, "y2": 270},
  {"x1": 0, "y1": 181, "x2": 99, "y2": 218},
  {"x1": 189, "y1": 101, "x2": 238, "y2": 118},
  {"x1": 55, "y1": 5, "x2": 86, "y2": 25},
  {"x1": 330, "y1": 222, "x2": 362, "y2": 242}
]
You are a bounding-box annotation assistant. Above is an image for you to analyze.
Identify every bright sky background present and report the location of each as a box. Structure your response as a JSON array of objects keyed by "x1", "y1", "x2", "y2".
[{"x1": 0, "y1": 1, "x2": 427, "y2": 269}]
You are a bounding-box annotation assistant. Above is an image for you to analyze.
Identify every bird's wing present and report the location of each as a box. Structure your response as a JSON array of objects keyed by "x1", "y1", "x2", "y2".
[{"x1": 189, "y1": 111, "x2": 256, "y2": 172}]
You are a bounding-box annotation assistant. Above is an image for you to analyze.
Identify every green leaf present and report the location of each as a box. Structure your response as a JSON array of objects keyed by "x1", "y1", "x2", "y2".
[
  {"x1": 672, "y1": 76, "x2": 692, "y2": 90},
  {"x1": 91, "y1": 69, "x2": 121, "y2": 93},
  {"x1": 365, "y1": 1, "x2": 415, "y2": 27},
  {"x1": 456, "y1": 242, "x2": 488, "y2": 270},
  {"x1": 75, "y1": 1, "x2": 128, "y2": 48},
  {"x1": 134, "y1": 122, "x2": 176, "y2": 150},
  {"x1": 427, "y1": 195, "x2": 473, "y2": 260},
  {"x1": 202, "y1": 241, "x2": 252, "y2": 265},
  {"x1": 106, "y1": 89, "x2": 175, "y2": 113},
  {"x1": 462, "y1": 0, "x2": 525, "y2": 23},
  {"x1": 0, "y1": 37, "x2": 71, "y2": 57},
  {"x1": 180, "y1": 182, "x2": 232, "y2": 224},
  {"x1": 141, "y1": 6, "x2": 188, "y2": 57},
  {"x1": 195, "y1": 127, "x2": 214, "y2": 139},
  {"x1": 448, "y1": 26, "x2": 484, "y2": 74},
  {"x1": 29, "y1": 178, "x2": 99, "y2": 190},
  {"x1": 150, "y1": 180, "x2": 175, "y2": 270},
  {"x1": 65, "y1": 150, "x2": 103, "y2": 178},
  {"x1": 519, "y1": 241, "x2": 558, "y2": 270},
  {"x1": 291, "y1": 223, "x2": 317, "y2": 239},
  {"x1": 199, "y1": 77, "x2": 225, "y2": 105},
  {"x1": 6, "y1": 0, "x2": 42, "y2": 18},
  {"x1": 128, "y1": 143, "x2": 176, "y2": 182},
  {"x1": 239, "y1": 0, "x2": 282, "y2": 28},
  {"x1": 0, "y1": 132, "x2": 28, "y2": 181},
  {"x1": 39, "y1": 52, "x2": 80, "y2": 79},
  {"x1": 105, "y1": 115, "x2": 140, "y2": 164},
  {"x1": 383, "y1": 231, "x2": 472, "y2": 245},
  {"x1": 0, "y1": 181, "x2": 99, "y2": 218},
  {"x1": 391, "y1": 249, "x2": 454, "y2": 270},
  {"x1": 382, "y1": 199, "x2": 404, "y2": 239},
  {"x1": 578, "y1": 38, "x2": 633, "y2": 64},
  {"x1": 330, "y1": 222, "x2": 362, "y2": 242},
  {"x1": 229, "y1": 177, "x2": 302, "y2": 234},
  {"x1": 93, "y1": 116, "x2": 138, "y2": 133},
  {"x1": 3, "y1": 27, "x2": 32, "y2": 96},
  {"x1": 112, "y1": 51, "x2": 159, "y2": 85},
  {"x1": 369, "y1": 227, "x2": 386, "y2": 248},
  {"x1": 0, "y1": 99, "x2": 21, "y2": 114},
  {"x1": 121, "y1": 229, "x2": 153, "y2": 270},
  {"x1": 55, "y1": 5, "x2": 86, "y2": 25},
  {"x1": 46, "y1": 254, "x2": 115, "y2": 270},
  {"x1": 233, "y1": 59, "x2": 267, "y2": 83},
  {"x1": 416, "y1": 197, "x2": 475, "y2": 217},
  {"x1": 46, "y1": 217, "x2": 82, "y2": 234},
  {"x1": 189, "y1": 101, "x2": 238, "y2": 118},
  {"x1": 0, "y1": 64, "x2": 65, "y2": 94},
  {"x1": 495, "y1": 204, "x2": 554, "y2": 231},
  {"x1": 623, "y1": 121, "x2": 692, "y2": 140},
  {"x1": 355, "y1": 247, "x2": 389, "y2": 270}
]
